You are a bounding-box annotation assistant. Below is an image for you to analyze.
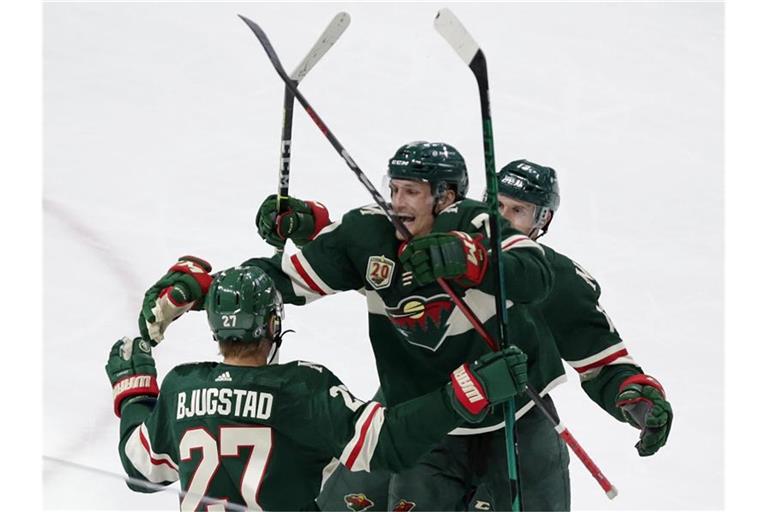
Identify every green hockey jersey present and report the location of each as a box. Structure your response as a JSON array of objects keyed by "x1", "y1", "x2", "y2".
[
  {"x1": 538, "y1": 245, "x2": 643, "y2": 420},
  {"x1": 244, "y1": 199, "x2": 562, "y2": 433},
  {"x1": 118, "y1": 360, "x2": 464, "y2": 511}
]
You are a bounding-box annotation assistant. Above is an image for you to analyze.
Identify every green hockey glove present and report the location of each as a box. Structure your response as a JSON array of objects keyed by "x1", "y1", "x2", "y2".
[
  {"x1": 616, "y1": 374, "x2": 673, "y2": 456},
  {"x1": 255, "y1": 194, "x2": 331, "y2": 248},
  {"x1": 138, "y1": 256, "x2": 213, "y2": 345},
  {"x1": 398, "y1": 231, "x2": 488, "y2": 287},
  {"x1": 105, "y1": 336, "x2": 159, "y2": 417},
  {"x1": 447, "y1": 346, "x2": 528, "y2": 423}
]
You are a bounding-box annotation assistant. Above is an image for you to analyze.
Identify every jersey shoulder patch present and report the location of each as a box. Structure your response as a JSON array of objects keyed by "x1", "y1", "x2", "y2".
[{"x1": 543, "y1": 245, "x2": 602, "y2": 296}]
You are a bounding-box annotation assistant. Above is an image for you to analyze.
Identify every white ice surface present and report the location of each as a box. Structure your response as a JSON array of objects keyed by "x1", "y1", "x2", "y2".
[{"x1": 43, "y1": 2, "x2": 722, "y2": 510}]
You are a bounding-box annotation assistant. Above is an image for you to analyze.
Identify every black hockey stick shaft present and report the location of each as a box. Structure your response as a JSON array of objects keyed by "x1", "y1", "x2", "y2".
[
  {"x1": 237, "y1": 15, "x2": 495, "y2": 338},
  {"x1": 277, "y1": 86, "x2": 296, "y2": 207},
  {"x1": 273, "y1": 12, "x2": 349, "y2": 254},
  {"x1": 434, "y1": 8, "x2": 617, "y2": 500}
]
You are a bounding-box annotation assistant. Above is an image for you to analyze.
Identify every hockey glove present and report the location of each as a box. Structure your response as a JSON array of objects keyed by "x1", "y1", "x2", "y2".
[
  {"x1": 255, "y1": 194, "x2": 331, "y2": 248},
  {"x1": 447, "y1": 346, "x2": 528, "y2": 423},
  {"x1": 138, "y1": 255, "x2": 213, "y2": 345},
  {"x1": 399, "y1": 231, "x2": 488, "y2": 287},
  {"x1": 615, "y1": 374, "x2": 673, "y2": 456},
  {"x1": 105, "y1": 336, "x2": 159, "y2": 417}
]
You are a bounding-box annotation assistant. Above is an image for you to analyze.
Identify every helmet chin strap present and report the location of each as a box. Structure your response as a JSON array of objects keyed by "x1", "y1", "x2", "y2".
[
  {"x1": 530, "y1": 207, "x2": 553, "y2": 239},
  {"x1": 431, "y1": 181, "x2": 452, "y2": 216}
]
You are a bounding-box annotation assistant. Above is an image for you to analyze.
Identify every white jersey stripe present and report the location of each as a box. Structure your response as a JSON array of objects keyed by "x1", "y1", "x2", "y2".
[
  {"x1": 281, "y1": 250, "x2": 337, "y2": 301},
  {"x1": 123, "y1": 424, "x2": 179, "y2": 483},
  {"x1": 501, "y1": 234, "x2": 544, "y2": 254},
  {"x1": 339, "y1": 402, "x2": 385, "y2": 472}
]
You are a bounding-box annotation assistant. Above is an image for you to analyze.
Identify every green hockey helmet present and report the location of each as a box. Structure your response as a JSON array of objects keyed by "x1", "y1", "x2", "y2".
[
  {"x1": 205, "y1": 266, "x2": 283, "y2": 344},
  {"x1": 493, "y1": 159, "x2": 560, "y2": 237},
  {"x1": 496, "y1": 159, "x2": 560, "y2": 211},
  {"x1": 387, "y1": 141, "x2": 469, "y2": 199}
]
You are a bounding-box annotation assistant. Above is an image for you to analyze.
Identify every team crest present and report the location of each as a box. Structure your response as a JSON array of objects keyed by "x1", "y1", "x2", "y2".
[
  {"x1": 393, "y1": 499, "x2": 416, "y2": 512},
  {"x1": 385, "y1": 294, "x2": 454, "y2": 351},
  {"x1": 344, "y1": 493, "x2": 374, "y2": 512},
  {"x1": 366, "y1": 255, "x2": 395, "y2": 290}
]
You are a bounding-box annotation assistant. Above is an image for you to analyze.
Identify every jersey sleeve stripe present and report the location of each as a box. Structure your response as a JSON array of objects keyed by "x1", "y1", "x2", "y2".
[
  {"x1": 340, "y1": 402, "x2": 385, "y2": 472},
  {"x1": 501, "y1": 234, "x2": 545, "y2": 254},
  {"x1": 566, "y1": 343, "x2": 637, "y2": 373},
  {"x1": 123, "y1": 424, "x2": 179, "y2": 483},
  {"x1": 285, "y1": 252, "x2": 332, "y2": 297}
]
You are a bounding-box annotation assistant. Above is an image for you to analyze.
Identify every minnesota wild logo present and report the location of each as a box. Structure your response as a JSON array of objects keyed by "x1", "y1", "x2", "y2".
[
  {"x1": 344, "y1": 493, "x2": 374, "y2": 512},
  {"x1": 385, "y1": 294, "x2": 454, "y2": 351},
  {"x1": 392, "y1": 499, "x2": 416, "y2": 512}
]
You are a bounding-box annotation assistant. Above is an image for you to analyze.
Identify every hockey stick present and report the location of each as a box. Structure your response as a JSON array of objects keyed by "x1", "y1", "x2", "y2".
[
  {"x1": 43, "y1": 455, "x2": 250, "y2": 512},
  {"x1": 237, "y1": 15, "x2": 496, "y2": 350},
  {"x1": 433, "y1": 9, "x2": 521, "y2": 508},
  {"x1": 238, "y1": 15, "x2": 617, "y2": 503},
  {"x1": 273, "y1": 12, "x2": 350, "y2": 254},
  {"x1": 434, "y1": 8, "x2": 618, "y2": 500}
]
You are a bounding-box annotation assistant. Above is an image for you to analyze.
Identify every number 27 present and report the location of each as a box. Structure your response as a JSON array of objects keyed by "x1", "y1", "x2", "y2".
[{"x1": 179, "y1": 426, "x2": 272, "y2": 511}]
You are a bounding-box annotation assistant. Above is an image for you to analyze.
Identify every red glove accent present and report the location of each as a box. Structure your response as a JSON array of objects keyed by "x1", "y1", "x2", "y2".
[
  {"x1": 306, "y1": 200, "x2": 331, "y2": 239},
  {"x1": 165, "y1": 256, "x2": 213, "y2": 304},
  {"x1": 450, "y1": 363, "x2": 490, "y2": 416},
  {"x1": 450, "y1": 231, "x2": 489, "y2": 287},
  {"x1": 619, "y1": 374, "x2": 666, "y2": 397},
  {"x1": 112, "y1": 374, "x2": 159, "y2": 417}
]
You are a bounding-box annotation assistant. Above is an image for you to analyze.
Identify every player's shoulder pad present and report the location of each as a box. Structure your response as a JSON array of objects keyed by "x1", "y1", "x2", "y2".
[
  {"x1": 434, "y1": 199, "x2": 493, "y2": 235},
  {"x1": 340, "y1": 204, "x2": 394, "y2": 232},
  {"x1": 160, "y1": 362, "x2": 218, "y2": 390},
  {"x1": 280, "y1": 360, "x2": 343, "y2": 397},
  {"x1": 542, "y1": 244, "x2": 602, "y2": 295},
  {"x1": 439, "y1": 198, "x2": 491, "y2": 217}
]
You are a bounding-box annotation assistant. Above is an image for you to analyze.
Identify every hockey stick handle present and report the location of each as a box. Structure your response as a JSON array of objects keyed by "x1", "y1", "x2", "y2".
[
  {"x1": 524, "y1": 387, "x2": 618, "y2": 498},
  {"x1": 277, "y1": 86, "x2": 296, "y2": 207}
]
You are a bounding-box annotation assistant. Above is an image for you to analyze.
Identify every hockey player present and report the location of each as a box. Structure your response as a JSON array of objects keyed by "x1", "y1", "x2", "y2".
[
  {"x1": 262, "y1": 160, "x2": 675, "y2": 511},
  {"x1": 137, "y1": 141, "x2": 560, "y2": 510},
  {"x1": 110, "y1": 265, "x2": 530, "y2": 511},
  {"x1": 491, "y1": 159, "x2": 673, "y2": 460}
]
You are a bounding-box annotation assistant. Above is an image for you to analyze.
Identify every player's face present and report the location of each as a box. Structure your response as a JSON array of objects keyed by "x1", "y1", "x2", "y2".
[
  {"x1": 389, "y1": 179, "x2": 436, "y2": 239},
  {"x1": 499, "y1": 195, "x2": 538, "y2": 235}
]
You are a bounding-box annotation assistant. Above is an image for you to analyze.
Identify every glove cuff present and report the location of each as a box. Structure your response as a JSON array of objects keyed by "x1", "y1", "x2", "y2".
[
  {"x1": 305, "y1": 200, "x2": 331, "y2": 239},
  {"x1": 619, "y1": 374, "x2": 666, "y2": 398},
  {"x1": 450, "y1": 231, "x2": 488, "y2": 287},
  {"x1": 169, "y1": 257, "x2": 213, "y2": 296},
  {"x1": 450, "y1": 363, "x2": 490, "y2": 417},
  {"x1": 112, "y1": 374, "x2": 159, "y2": 417}
]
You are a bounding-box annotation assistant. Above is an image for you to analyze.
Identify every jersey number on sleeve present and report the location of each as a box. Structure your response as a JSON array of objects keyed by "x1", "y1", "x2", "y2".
[
  {"x1": 330, "y1": 384, "x2": 365, "y2": 412},
  {"x1": 179, "y1": 426, "x2": 273, "y2": 511}
]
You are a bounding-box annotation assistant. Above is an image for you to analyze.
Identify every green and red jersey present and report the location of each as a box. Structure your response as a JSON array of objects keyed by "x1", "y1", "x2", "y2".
[
  {"x1": 245, "y1": 199, "x2": 561, "y2": 433},
  {"x1": 118, "y1": 360, "x2": 464, "y2": 511}
]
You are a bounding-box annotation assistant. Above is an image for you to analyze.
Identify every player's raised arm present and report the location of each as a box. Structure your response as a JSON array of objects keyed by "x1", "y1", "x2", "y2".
[
  {"x1": 279, "y1": 347, "x2": 529, "y2": 473},
  {"x1": 106, "y1": 336, "x2": 179, "y2": 492}
]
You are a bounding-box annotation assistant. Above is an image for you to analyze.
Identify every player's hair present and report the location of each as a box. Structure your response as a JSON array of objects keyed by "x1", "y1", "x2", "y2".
[{"x1": 218, "y1": 338, "x2": 270, "y2": 360}]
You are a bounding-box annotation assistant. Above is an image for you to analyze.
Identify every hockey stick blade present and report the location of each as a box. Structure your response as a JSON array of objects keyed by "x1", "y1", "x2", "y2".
[
  {"x1": 434, "y1": 8, "x2": 480, "y2": 65},
  {"x1": 290, "y1": 12, "x2": 350, "y2": 82},
  {"x1": 272, "y1": 12, "x2": 350, "y2": 255}
]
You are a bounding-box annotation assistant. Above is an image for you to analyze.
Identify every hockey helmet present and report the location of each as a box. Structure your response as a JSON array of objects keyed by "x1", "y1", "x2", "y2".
[
  {"x1": 387, "y1": 141, "x2": 469, "y2": 199},
  {"x1": 205, "y1": 266, "x2": 283, "y2": 344},
  {"x1": 496, "y1": 159, "x2": 560, "y2": 211}
]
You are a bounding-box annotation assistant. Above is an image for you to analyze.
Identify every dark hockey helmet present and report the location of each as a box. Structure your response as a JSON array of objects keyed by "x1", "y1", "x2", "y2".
[
  {"x1": 387, "y1": 141, "x2": 469, "y2": 199},
  {"x1": 205, "y1": 266, "x2": 283, "y2": 344},
  {"x1": 495, "y1": 159, "x2": 560, "y2": 211}
]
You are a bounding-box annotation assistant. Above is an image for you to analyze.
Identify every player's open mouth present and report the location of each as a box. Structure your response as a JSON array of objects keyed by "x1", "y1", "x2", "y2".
[{"x1": 396, "y1": 214, "x2": 415, "y2": 223}]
